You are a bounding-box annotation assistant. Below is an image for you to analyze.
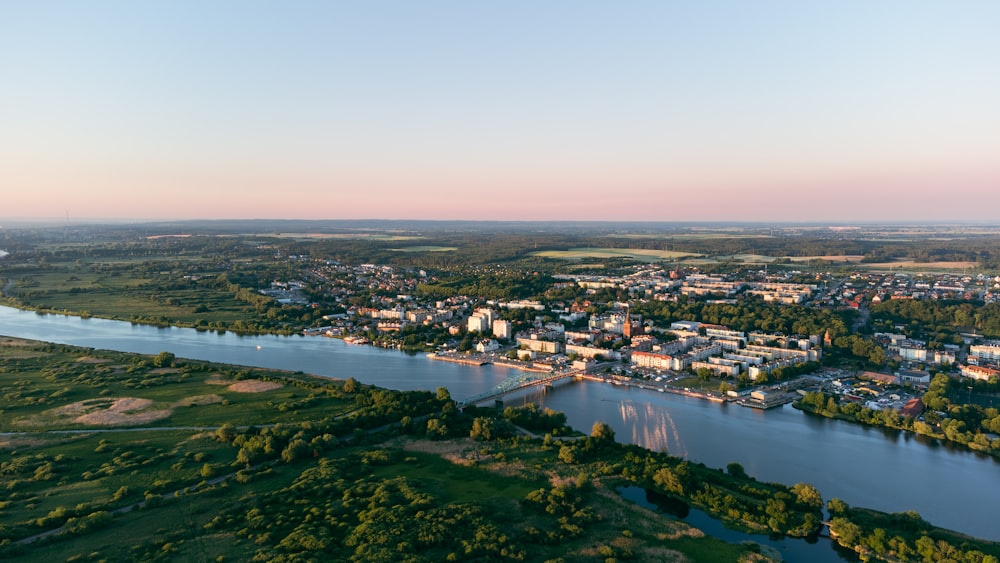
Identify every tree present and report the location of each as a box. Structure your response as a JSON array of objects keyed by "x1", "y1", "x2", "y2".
[
  {"x1": 343, "y1": 377, "x2": 359, "y2": 393},
  {"x1": 825, "y1": 396, "x2": 839, "y2": 414},
  {"x1": 652, "y1": 467, "x2": 684, "y2": 495},
  {"x1": 557, "y1": 445, "x2": 578, "y2": 464},
  {"x1": 214, "y1": 423, "x2": 237, "y2": 444},
  {"x1": 153, "y1": 351, "x2": 175, "y2": 368},
  {"x1": 590, "y1": 422, "x2": 615, "y2": 443},
  {"x1": 235, "y1": 447, "x2": 253, "y2": 466},
  {"x1": 827, "y1": 498, "x2": 849, "y2": 516},
  {"x1": 469, "y1": 417, "x2": 495, "y2": 441},
  {"x1": 111, "y1": 486, "x2": 130, "y2": 501},
  {"x1": 791, "y1": 482, "x2": 822, "y2": 508},
  {"x1": 436, "y1": 387, "x2": 452, "y2": 402},
  {"x1": 281, "y1": 439, "x2": 309, "y2": 463},
  {"x1": 426, "y1": 418, "x2": 448, "y2": 439},
  {"x1": 726, "y1": 462, "x2": 747, "y2": 479},
  {"x1": 868, "y1": 346, "x2": 887, "y2": 367},
  {"x1": 830, "y1": 517, "x2": 862, "y2": 547}
]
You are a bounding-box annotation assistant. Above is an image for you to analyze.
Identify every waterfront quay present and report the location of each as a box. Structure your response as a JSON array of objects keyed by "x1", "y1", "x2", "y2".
[
  {"x1": 429, "y1": 349, "x2": 808, "y2": 407},
  {"x1": 429, "y1": 350, "x2": 555, "y2": 372}
]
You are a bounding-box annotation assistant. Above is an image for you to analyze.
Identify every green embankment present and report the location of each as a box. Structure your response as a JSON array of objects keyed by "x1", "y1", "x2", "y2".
[{"x1": 1, "y1": 337, "x2": 997, "y2": 562}]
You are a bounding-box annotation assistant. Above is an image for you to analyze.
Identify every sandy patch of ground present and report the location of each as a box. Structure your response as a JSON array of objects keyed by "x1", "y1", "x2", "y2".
[
  {"x1": 227, "y1": 380, "x2": 282, "y2": 393},
  {"x1": 28, "y1": 392, "x2": 229, "y2": 428},
  {"x1": 403, "y1": 438, "x2": 469, "y2": 456},
  {"x1": 50, "y1": 398, "x2": 115, "y2": 417},
  {"x1": 402, "y1": 438, "x2": 491, "y2": 466},
  {"x1": 0, "y1": 351, "x2": 45, "y2": 359},
  {"x1": 71, "y1": 397, "x2": 173, "y2": 426},
  {"x1": 149, "y1": 367, "x2": 181, "y2": 374},
  {"x1": 76, "y1": 356, "x2": 111, "y2": 364},
  {"x1": 75, "y1": 408, "x2": 172, "y2": 426},
  {"x1": 0, "y1": 336, "x2": 50, "y2": 360},
  {"x1": 36, "y1": 397, "x2": 172, "y2": 427},
  {"x1": 0, "y1": 436, "x2": 52, "y2": 449},
  {"x1": 205, "y1": 374, "x2": 230, "y2": 385},
  {"x1": 550, "y1": 474, "x2": 578, "y2": 488},
  {"x1": 174, "y1": 394, "x2": 223, "y2": 407},
  {"x1": 110, "y1": 397, "x2": 154, "y2": 411}
]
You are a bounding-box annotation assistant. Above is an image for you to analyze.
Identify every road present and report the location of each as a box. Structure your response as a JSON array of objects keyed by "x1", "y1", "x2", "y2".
[{"x1": 853, "y1": 303, "x2": 870, "y2": 331}]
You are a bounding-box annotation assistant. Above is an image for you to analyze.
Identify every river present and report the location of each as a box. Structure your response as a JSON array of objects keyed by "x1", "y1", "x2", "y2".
[{"x1": 0, "y1": 305, "x2": 997, "y2": 546}]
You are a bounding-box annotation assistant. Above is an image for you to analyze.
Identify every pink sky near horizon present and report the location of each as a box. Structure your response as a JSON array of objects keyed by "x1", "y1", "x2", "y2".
[{"x1": 6, "y1": 163, "x2": 995, "y2": 223}]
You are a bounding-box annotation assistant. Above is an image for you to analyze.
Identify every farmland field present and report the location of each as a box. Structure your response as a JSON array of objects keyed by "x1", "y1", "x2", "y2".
[
  {"x1": 533, "y1": 247, "x2": 700, "y2": 261},
  {"x1": 390, "y1": 246, "x2": 458, "y2": 252},
  {"x1": 260, "y1": 232, "x2": 422, "y2": 241},
  {"x1": 856, "y1": 260, "x2": 979, "y2": 272},
  {"x1": 610, "y1": 233, "x2": 771, "y2": 240}
]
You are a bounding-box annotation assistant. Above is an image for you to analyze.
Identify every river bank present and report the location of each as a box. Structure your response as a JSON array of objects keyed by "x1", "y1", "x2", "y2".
[
  {"x1": 794, "y1": 398, "x2": 1000, "y2": 460},
  {"x1": 0, "y1": 304, "x2": 997, "y2": 542}
]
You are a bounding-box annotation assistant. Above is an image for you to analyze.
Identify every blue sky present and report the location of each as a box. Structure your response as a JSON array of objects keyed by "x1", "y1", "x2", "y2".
[{"x1": 2, "y1": 1, "x2": 998, "y2": 222}]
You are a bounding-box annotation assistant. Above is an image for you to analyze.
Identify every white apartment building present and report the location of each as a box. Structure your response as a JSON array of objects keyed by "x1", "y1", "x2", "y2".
[
  {"x1": 492, "y1": 319, "x2": 512, "y2": 340},
  {"x1": 970, "y1": 342, "x2": 1000, "y2": 365},
  {"x1": 516, "y1": 337, "x2": 564, "y2": 354},
  {"x1": 467, "y1": 308, "x2": 497, "y2": 333}
]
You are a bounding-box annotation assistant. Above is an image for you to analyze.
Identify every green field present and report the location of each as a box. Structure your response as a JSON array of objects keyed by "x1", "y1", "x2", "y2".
[
  {"x1": 610, "y1": 233, "x2": 772, "y2": 240},
  {"x1": 261, "y1": 232, "x2": 423, "y2": 241},
  {"x1": 1, "y1": 338, "x2": 995, "y2": 562},
  {"x1": 534, "y1": 247, "x2": 701, "y2": 261},
  {"x1": 669, "y1": 375, "x2": 728, "y2": 393},
  {"x1": 2, "y1": 253, "x2": 310, "y2": 334},
  {"x1": 390, "y1": 245, "x2": 458, "y2": 252},
  {"x1": 0, "y1": 338, "x2": 765, "y2": 562},
  {"x1": 693, "y1": 254, "x2": 866, "y2": 264},
  {"x1": 0, "y1": 339, "x2": 356, "y2": 432},
  {"x1": 5, "y1": 263, "x2": 250, "y2": 321},
  {"x1": 855, "y1": 260, "x2": 980, "y2": 273}
]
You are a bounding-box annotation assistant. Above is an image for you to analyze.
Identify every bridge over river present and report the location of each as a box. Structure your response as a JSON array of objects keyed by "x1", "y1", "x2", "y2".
[{"x1": 458, "y1": 368, "x2": 584, "y2": 407}]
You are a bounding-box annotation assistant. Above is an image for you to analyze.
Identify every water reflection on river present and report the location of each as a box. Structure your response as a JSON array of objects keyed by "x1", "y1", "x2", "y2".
[
  {"x1": 616, "y1": 399, "x2": 688, "y2": 456},
  {"x1": 0, "y1": 305, "x2": 997, "y2": 542},
  {"x1": 511, "y1": 380, "x2": 1000, "y2": 543}
]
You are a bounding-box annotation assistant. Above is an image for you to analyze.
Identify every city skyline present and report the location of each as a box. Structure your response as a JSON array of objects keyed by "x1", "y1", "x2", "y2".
[{"x1": 3, "y1": 1, "x2": 999, "y2": 222}]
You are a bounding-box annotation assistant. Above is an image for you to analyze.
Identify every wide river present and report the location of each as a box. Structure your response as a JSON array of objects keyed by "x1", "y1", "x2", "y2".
[{"x1": 0, "y1": 305, "x2": 997, "y2": 548}]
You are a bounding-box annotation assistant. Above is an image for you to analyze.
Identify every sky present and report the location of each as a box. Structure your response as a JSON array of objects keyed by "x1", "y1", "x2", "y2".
[{"x1": 2, "y1": 1, "x2": 999, "y2": 223}]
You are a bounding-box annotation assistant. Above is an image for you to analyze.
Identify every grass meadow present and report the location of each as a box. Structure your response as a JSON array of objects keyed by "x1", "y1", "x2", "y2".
[
  {"x1": 533, "y1": 247, "x2": 701, "y2": 261},
  {"x1": 0, "y1": 337, "x2": 764, "y2": 562}
]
